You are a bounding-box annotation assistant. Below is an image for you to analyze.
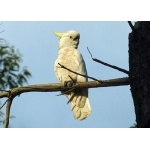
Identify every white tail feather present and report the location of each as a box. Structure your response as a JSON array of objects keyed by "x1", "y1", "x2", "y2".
[
  {"x1": 67, "y1": 93, "x2": 91, "y2": 120},
  {"x1": 71, "y1": 98, "x2": 91, "y2": 120}
]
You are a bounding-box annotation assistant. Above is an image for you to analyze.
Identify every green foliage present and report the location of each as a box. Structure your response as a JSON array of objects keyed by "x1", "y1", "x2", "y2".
[
  {"x1": 0, "y1": 44, "x2": 31, "y2": 89},
  {"x1": 0, "y1": 40, "x2": 31, "y2": 127}
]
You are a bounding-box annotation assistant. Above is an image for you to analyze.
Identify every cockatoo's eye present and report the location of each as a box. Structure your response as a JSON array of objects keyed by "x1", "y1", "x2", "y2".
[{"x1": 70, "y1": 36, "x2": 72, "y2": 39}]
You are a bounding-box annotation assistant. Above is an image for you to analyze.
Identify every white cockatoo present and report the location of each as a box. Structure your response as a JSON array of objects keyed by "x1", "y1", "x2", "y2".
[{"x1": 54, "y1": 30, "x2": 91, "y2": 120}]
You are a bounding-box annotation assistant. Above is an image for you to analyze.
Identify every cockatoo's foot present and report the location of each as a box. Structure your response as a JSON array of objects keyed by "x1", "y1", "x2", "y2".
[
  {"x1": 64, "y1": 75, "x2": 76, "y2": 87},
  {"x1": 64, "y1": 80, "x2": 75, "y2": 87}
]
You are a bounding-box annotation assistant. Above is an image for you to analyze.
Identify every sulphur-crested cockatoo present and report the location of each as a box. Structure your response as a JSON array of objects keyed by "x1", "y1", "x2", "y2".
[{"x1": 54, "y1": 30, "x2": 91, "y2": 120}]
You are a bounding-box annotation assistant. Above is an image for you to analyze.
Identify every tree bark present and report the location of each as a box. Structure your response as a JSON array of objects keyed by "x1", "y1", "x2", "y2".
[{"x1": 129, "y1": 21, "x2": 150, "y2": 127}]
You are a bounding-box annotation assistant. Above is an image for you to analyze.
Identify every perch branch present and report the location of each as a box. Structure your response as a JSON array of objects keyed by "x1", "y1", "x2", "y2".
[
  {"x1": 87, "y1": 47, "x2": 129, "y2": 74},
  {"x1": 58, "y1": 63, "x2": 102, "y2": 82},
  {"x1": 0, "y1": 77, "x2": 130, "y2": 100}
]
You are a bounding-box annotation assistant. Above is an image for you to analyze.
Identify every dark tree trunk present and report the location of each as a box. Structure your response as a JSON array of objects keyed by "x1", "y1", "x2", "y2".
[{"x1": 129, "y1": 21, "x2": 150, "y2": 128}]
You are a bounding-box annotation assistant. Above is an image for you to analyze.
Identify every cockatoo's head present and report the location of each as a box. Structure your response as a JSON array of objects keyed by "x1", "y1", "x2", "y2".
[{"x1": 53, "y1": 30, "x2": 80, "y2": 49}]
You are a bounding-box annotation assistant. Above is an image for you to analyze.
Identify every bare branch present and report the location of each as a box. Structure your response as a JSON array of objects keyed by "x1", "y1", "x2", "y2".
[
  {"x1": 58, "y1": 63, "x2": 102, "y2": 82},
  {"x1": 87, "y1": 47, "x2": 129, "y2": 74},
  {"x1": 0, "y1": 77, "x2": 130, "y2": 100}
]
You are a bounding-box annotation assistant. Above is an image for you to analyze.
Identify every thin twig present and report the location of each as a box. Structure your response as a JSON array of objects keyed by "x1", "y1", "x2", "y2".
[
  {"x1": 68, "y1": 75, "x2": 76, "y2": 85},
  {"x1": 87, "y1": 47, "x2": 129, "y2": 74},
  {"x1": 128, "y1": 21, "x2": 135, "y2": 32},
  {"x1": 0, "y1": 99, "x2": 9, "y2": 110},
  {"x1": 58, "y1": 63, "x2": 102, "y2": 82}
]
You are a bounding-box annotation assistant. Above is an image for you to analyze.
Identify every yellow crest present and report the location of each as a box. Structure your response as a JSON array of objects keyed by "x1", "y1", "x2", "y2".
[{"x1": 53, "y1": 32, "x2": 65, "y2": 38}]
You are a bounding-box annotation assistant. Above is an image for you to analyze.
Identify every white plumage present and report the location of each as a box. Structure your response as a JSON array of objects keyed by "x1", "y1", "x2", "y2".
[{"x1": 54, "y1": 30, "x2": 91, "y2": 120}]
